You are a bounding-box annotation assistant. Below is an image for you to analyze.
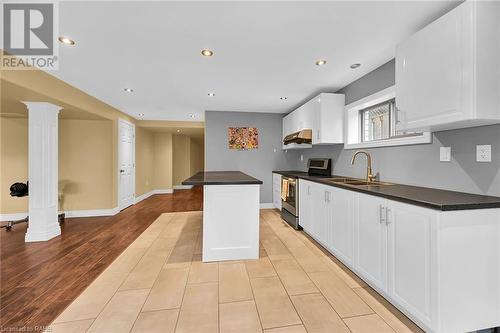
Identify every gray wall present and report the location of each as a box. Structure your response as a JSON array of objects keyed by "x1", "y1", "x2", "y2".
[
  {"x1": 205, "y1": 111, "x2": 296, "y2": 203},
  {"x1": 292, "y1": 60, "x2": 500, "y2": 197}
]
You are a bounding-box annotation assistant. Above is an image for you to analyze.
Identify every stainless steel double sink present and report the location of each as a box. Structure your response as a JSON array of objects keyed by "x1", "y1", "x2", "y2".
[{"x1": 324, "y1": 177, "x2": 394, "y2": 187}]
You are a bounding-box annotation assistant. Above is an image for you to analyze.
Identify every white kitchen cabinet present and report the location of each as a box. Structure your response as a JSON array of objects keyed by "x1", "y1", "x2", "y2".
[
  {"x1": 299, "y1": 180, "x2": 352, "y2": 262},
  {"x1": 312, "y1": 93, "x2": 345, "y2": 145},
  {"x1": 272, "y1": 173, "x2": 282, "y2": 210},
  {"x1": 354, "y1": 193, "x2": 388, "y2": 292},
  {"x1": 313, "y1": 183, "x2": 333, "y2": 247},
  {"x1": 299, "y1": 179, "x2": 328, "y2": 243},
  {"x1": 329, "y1": 186, "x2": 354, "y2": 266},
  {"x1": 395, "y1": 0, "x2": 500, "y2": 132},
  {"x1": 298, "y1": 179, "x2": 500, "y2": 333},
  {"x1": 386, "y1": 200, "x2": 435, "y2": 328},
  {"x1": 282, "y1": 93, "x2": 345, "y2": 149},
  {"x1": 282, "y1": 112, "x2": 295, "y2": 142},
  {"x1": 298, "y1": 179, "x2": 314, "y2": 233}
]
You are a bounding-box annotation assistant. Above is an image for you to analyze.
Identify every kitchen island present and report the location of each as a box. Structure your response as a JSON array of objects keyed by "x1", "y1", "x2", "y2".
[{"x1": 182, "y1": 171, "x2": 262, "y2": 262}]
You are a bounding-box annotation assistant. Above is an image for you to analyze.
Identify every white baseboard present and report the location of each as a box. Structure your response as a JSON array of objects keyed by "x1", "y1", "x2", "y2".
[
  {"x1": 134, "y1": 191, "x2": 155, "y2": 204},
  {"x1": 260, "y1": 203, "x2": 276, "y2": 209},
  {"x1": 134, "y1": 189, "x2": 173, "y2": 204},
  {"x1": 173, "y1": 185, "x2": 194, "y2": 190},
  {"x1": 0, "y1": 212, "x2": 28, "y2": 222},
  {"x1": 1, "y1": 207, "x2": 120, "y2": 221},
  {"x1": 153, "y1": 189, "x2": 173, "y2": 194},
  {"x1": 64, "y1": 207, "x2": 120, "y2": 218}
]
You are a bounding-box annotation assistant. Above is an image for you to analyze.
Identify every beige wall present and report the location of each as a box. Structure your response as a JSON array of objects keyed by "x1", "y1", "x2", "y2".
[
  {"x1": 173, "y1": 135, "x2": 191, "y2": 186},
  {"x1": 1, "y1": 67, "x2": 204, "y2": 215},
  {"x1": 135, "y1": 127, "x2": 155, "y2": 197},
  {"x1": 59, "y1": 119, "x2": 114, "y2": 210},
  {"x1": 172, "y1": 135, "x2": 205, "y2": 186},
  {"x1": 190, "y1": 138, "x2": 204, "y2": 176},
  {"x1": 153, "y1": 132, "x2": 173, "y2": 190},
  {"x1": 0, "y1": 117, "x2": 29, "y2": 214},
  {"x1": 0, "y1": 117, "x2": 114, "y2": 214}
]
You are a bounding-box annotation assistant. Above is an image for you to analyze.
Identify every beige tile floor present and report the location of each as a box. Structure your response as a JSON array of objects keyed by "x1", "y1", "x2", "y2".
[{"x1": 48, "y1": 210, "x2": 424, "y2": 333}]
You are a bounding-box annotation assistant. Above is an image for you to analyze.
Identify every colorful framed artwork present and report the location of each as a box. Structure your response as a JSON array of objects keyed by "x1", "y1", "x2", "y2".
[{"x1": 228, "y1": 127, "x2": 259, "y2": 150}]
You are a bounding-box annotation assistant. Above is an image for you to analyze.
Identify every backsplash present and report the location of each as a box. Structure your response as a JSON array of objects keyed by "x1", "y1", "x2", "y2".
[{"x1": 291, "y1": 124, "x2": 500, "y2": 197}]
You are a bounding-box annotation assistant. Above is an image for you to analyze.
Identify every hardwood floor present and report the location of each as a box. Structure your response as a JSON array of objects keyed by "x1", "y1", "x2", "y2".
[{"x1": 0, "y1": 187, "x2": 203, "y2": 331}]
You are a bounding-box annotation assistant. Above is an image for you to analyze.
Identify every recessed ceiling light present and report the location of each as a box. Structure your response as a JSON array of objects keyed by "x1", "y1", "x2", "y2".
[
  {"x1": 138, "y1": 113, "x2": 144, "y2": 117},
  {"x1": 280, "y1": 97, "x2": 288, "y2": 100},
  {"x1": 350, "y1": 63, "x2": 361, "y2": 69},
  {"x1": 58, "y1": 36, "x2": 75, "y2": 46},
  {"x1": 176, "y1": 129, "x2": 181, "y2": 133},
  {"x1": 315, "y1": 59, "x2": 327, "y2": 66},
  {"x1": 208, "y1": 92, "x2": 215, "y2": 97},
  {"x1": 201, "y1": 49, "x2": 214, "y2": 57},
  {"x1": 188, "y1": 114, "x2": 197, "y2": 119},
  {"x1": 124, "y1": 88, "x2": 134, "y2": 93}
]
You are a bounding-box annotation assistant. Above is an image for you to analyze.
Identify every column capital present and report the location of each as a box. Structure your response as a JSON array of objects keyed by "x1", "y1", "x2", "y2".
[{"x1": 22, "y1": 101, "x2": 62, "y2": 114}]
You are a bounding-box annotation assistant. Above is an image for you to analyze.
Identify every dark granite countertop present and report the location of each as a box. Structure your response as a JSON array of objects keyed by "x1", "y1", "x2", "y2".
[
  {"x1": 183, "y1": 171, "x2": 263, "y2": 185},
  {"x1": 273, "y1": 170, "x2": 500, "y2": 211}
]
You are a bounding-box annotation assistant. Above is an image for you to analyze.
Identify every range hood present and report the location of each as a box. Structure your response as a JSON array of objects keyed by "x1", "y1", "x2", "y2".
[{"x1": 283, "y1": 129, "x2": 312, "y2": 146}]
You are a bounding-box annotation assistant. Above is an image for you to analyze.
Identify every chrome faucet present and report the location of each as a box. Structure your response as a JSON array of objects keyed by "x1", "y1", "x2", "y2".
[{"x1": 351, "y1": 150, "x2": 375, "y2": 182}]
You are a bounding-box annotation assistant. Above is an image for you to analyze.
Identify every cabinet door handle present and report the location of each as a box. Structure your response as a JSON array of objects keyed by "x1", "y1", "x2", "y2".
[
  {"x1": 395, "y1": 107, "x2": 401, "y2": 124},
  {"x1": 324, "y1": 191, "x2": 328, "y2": 203},
  {"x1": 385, "y1": 207, "x2": 391, "y2": 225},
  {"x1": 307, "y1": 186, "x2": 311, "y2": 195},
  {"x1": 379, "y1": 205, "x2": 385, "y2": 224}
]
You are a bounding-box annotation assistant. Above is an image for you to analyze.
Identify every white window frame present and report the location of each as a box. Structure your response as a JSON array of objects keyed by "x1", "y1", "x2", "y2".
[{"x1": 344, "y1": 86, "x2": 432, "y2": 150}]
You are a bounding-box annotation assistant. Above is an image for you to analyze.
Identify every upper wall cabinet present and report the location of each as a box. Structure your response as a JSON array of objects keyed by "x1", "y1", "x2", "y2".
[
  {"x1": 282, "y1": 93, "x2": 345, "y2": 149},
  {"x1": 395, "y1": 1, "x2": 500, "y2": 132},
  {"x1": 312, "y1": 93, "x2": 345, "y2": 145}
]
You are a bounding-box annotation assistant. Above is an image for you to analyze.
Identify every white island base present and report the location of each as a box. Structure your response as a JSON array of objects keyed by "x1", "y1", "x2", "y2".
[{"x1": 202, "y1": 184, "x2": 260, "y2": 262}]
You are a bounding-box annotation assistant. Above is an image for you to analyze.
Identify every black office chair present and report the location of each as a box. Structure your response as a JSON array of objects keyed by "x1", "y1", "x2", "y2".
[{"x1": 1, "y1": 181, "x2": 65, "y2": 231}]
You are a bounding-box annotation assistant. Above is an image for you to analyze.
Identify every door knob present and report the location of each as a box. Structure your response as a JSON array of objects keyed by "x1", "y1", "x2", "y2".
[{"x1": 120, "y1": 169, "x2": 125, "y2": 173}]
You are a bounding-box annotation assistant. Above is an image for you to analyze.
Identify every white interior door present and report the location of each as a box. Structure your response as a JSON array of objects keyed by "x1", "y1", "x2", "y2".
[{"x1": 119, "y1": 119, "x2": 135, "y2": 210}]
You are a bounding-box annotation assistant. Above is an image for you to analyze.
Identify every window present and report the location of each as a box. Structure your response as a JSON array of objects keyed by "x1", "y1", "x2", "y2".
[
  {"x1": 361, "y1": 99, "x2": 394, "y2": 142},
  {"x1": 360, "y1": 98, "x2": 421, "y2": 143},
  {"x1": 345, "y1": 86, "x2": 432, "y2": 149}
]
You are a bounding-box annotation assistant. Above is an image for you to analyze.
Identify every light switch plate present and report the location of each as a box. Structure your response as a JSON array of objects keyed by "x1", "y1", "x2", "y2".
[
  {"x1": 440, "y1": 147, "x2": 451, "y2": 162},
  {"x1": 476, "y1": 145, "x2": 492, "y2": 162}
]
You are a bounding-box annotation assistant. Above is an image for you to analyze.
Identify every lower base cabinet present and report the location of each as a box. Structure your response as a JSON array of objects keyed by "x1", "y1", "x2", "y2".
[
  {"x1": 355, "y1": 193, "x2": 388, "y2": 292},
  {"x1": 298, "y1": 179, "x2": 500, "y2": 333},
  {"x1": 387, "y1": 200, "x2": 434, "y2": 328}
]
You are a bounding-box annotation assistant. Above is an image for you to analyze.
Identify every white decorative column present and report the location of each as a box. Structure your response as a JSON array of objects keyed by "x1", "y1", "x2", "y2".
[{"x1": 24, "y1": 102, "x2": 61, "y2": 242}]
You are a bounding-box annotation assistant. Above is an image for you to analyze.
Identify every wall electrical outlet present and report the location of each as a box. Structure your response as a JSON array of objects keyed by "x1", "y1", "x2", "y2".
[
  {"x1": 440, "y1": 147, "x2": 451, "y2": 162},
  {"x1": 476, "y1": 145, "x2": 492, "y2": 162}
]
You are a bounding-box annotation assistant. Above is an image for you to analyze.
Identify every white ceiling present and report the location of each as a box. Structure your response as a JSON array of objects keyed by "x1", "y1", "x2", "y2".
[{"x1": 54, "y1": 1, "x2": 460, "y2": 121}]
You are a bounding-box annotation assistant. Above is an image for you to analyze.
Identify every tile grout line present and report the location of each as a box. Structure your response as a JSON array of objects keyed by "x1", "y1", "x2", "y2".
[
  {"x1": 60, "y1": 210, "x2": 416, "y2": 333},
  {"x1": 242, "y1": 259, "x2": 265, "y2": 333},
  {"x1": 172, "y1": 225, "x2": 197, "y2": 333},
  {"x1": 267, "y1": 210, "x2": 349, "y2": 332},
  {"x1": 349, "y1": 288, "x2": 402, "y2": 333},
  {"x1": 89, "y1": 213, "x2": 174, "y2": 333},
  {"x1": 267, "y1": 211, "x2": 408, "y2": 333},
  {"x1": 266, "y1": 234, "x2": 305, "y2": 330},
  {"x1": 81, "y1": 217, "x2": 169, "y2": 332}
]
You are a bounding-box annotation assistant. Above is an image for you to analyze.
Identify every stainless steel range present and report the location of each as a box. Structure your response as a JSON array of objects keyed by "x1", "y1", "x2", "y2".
[{"x1": 281, "y1": 158, "x2": 332, "y2": 230}]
